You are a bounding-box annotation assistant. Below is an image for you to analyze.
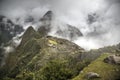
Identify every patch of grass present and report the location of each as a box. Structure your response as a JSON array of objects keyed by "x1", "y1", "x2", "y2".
[
  {"x1": 73, "y1": 53, "x2": 120, "y2": 80},
  {"x1": 48, "y1": 39, "x2": 57, "y2": 45}
]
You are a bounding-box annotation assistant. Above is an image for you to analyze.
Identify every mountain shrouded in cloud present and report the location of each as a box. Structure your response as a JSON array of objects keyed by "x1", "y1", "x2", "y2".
[
  {"x1": 0, "y1": 0, "x2": 120, "y2": 80},
  {"x1": 0, "y1": 0, "x2": 120, "y2": 50},
  {"x1": 38, "y1": 10, "x2": 83, "y2": 40},
  {"x1": 0, "y1": 15, "x2": 24, "y2": 66}
]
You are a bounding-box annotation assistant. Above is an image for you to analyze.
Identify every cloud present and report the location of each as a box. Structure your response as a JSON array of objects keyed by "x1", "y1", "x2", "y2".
[{"x1": 0, "y1": 0, "x2": 120, "y2": 50}]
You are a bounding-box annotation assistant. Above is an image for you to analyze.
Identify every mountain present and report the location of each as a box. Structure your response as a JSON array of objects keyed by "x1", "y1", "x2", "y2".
[
  {"x1": 24, "y1": 15, "x2": 34, "y2": 23},
  {"x1": 0, "y1": 15, "x2": 24, "y2": 66},
  {"x1": 0, "y1": 11, "x2": 120, "y2": 80},
  {"x1": 0, "y1": 26, "x2": 86, "y2": 80},
  {"x1": 56, "y1": 24, "x2": 83, "y2": 40},
  {"x1": 1, "y1": 25, "x2": 120, "y2": 80},
  {"x1": 38, "y1": 11, "x2": 53, "y2": 36},
  {"x1": 0, "y1": 15, "x2": 23, "y2": 45},
  {"x1": 40, "y1": 10, "x2": 53, "y2": 22},
  {"x1": 38, "y1": 11, "x2": 83, "y2": 40}
]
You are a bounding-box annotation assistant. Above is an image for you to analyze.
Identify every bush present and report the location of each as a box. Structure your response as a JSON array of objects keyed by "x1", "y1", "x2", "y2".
[
  {"x1": 36, "y1": 60, "x2": 73, "y2": 80},
  {"x1": 15, "y1": 71, "x2": 35, "y2": 80}
]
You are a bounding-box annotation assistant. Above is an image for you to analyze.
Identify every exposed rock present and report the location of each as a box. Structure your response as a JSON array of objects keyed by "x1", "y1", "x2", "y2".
[
  {"x1": 38, "y1": 11, "x2": 53, "y2": 35},
  {"x1": 104, "y1": 55, "x2": 120, "y2": 65},
  {"x1": 85, "y1": 72, "x2": 100, "y2": 79},
  {"x1": 40, "y1": 11, "x2": 53, "y2": 21},
  {"x1": 40, "y1": 10, "x2": 53, "y2": 27},
  {"x1": 56, "y1": 24, "x2": 83, "y2": 40}
]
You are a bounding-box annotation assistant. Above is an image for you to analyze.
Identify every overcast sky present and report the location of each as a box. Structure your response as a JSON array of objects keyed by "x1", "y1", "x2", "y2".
[
  {"x1": 0, "y1": 0, "x2": 120, "y2": 24},
  {"x1": 0, "y1": 0, "x2": 120, "y2": 50}
]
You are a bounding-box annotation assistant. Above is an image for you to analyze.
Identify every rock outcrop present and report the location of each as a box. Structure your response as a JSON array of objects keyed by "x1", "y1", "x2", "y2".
[
  {"x1": 85, "y1": 72, "x2": 100, "y2": 79},
  {"x1": 104, "y1": 55, "x2": 120, "y2": 65}
]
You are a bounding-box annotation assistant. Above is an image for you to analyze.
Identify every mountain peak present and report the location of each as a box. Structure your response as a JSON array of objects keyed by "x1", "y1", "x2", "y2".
[
  {"x1": 38, "y1": 11, "x2": 53, "y2": 36},
  {"x1": 22, "y1": 26, "x2": 36, "y2": 38},
  {"x1": 40, "y1": 10, "x2": 53, "y2": 21},
  {"x1": 19, "y1": 26, "x2": 40, "y2": 48}
]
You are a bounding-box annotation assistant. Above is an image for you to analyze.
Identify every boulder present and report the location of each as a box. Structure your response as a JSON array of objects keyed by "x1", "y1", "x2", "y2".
[
  {"x1": 104, "y1": 55, "x2": 120, "y2": 65},
  {"x1": 85, "y1": 72, "x2": 100, "y2": 79}
]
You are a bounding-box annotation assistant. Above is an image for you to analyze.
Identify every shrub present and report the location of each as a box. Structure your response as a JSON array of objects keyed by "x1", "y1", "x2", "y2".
[{"x1": 36, "y1": 59, "x2": 73, "y2": 80}]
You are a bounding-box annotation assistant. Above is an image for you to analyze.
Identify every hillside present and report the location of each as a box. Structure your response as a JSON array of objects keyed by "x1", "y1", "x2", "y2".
[
  {"x1": 0, "y1": 25, "x2": 120, "y2": 80},
  {"x1": 0, "y1": 26, "x2": 87, "y2": 80},
  {"x1": 0, "y1": 11, "x2": 120, "y2": 80},
  {"x1": 73, "y1": 53, "x2": 120, "y2": 80}
]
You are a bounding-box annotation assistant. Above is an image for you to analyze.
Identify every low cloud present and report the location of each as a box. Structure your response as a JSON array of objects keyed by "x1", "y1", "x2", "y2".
[{"x1": 0, "y1": 0, "x2": 120, "y2": 50}]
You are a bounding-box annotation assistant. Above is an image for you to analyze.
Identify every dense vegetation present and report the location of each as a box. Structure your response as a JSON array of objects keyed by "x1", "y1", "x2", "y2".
[
  {"x1": 0, "y1": 26, "x2": 120, "y2": 80},
  {"x1": 73, "y1": 53, "x2": 120, "y2": 80}
]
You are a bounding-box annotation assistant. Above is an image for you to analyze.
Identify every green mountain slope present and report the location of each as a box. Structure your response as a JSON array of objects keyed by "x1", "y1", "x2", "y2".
[
  {"x1": 0, "y1": 26, "x2": 120, "y2": 80},
  {"x1": 0, "y1": 26, "x2": 87, "y2": 80},
  {"x1": 73, "y1": 53, "x2": 120, "y2": 80}
]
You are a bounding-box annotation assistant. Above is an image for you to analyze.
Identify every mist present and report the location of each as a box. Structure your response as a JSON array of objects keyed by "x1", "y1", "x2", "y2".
[{"x1": 0, "y1": 0, "x2": 120, "y2": 50}]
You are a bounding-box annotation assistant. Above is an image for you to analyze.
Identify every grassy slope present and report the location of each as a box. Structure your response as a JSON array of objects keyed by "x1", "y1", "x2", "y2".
[
  {"x1": 73, "y1": 53, "x2": 120, "y2": 80},
  {"x1": 2, "y1": 26, "x2": 120, "y2": 80},
  {"x1": 1, "y1": 27, "x2": 86, "y2": 80}
]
